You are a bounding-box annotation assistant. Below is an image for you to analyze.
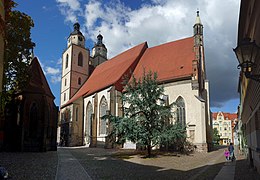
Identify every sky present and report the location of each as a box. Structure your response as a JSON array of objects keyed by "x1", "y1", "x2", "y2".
[{"x1": 15, "y1": 0, "x2": 241, "y2": 113}]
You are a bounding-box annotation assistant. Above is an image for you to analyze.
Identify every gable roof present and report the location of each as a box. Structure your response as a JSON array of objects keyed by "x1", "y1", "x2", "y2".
[
  {"x1": 212, "y1": 112, "x2": 238, "y2": 120},
  {"x1": 132, "y1": 37, "x2": 195, "y2": 83},
  {"x1": 65, "y1": 42, "x2": 148, "y2": 106},
  {"x1": 64, "y1": 36, "x2": 196, "y2": 107},
  {"x1": 22, "y1": 57, "x2": 55, "y2": 99}
]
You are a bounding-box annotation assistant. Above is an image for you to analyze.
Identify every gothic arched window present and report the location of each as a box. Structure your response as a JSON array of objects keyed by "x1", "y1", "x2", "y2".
[
  {"x1": 75, "y1": 107, "x2": 78, "y2": 122},
  {"x1": 99, "y1": 96, "x2": 108, "y2": 135},
  {"x1": 29, "y1": 103, "x2": 38, "y2": 137},
  {"x1": 86, "y1": 102, "x2": 93, "y2": 143},
  {"x1": 78, "y1": 52, "x2": 83, "y2": 67},
  {"x1": 78, "y1": 77, "x2": 81, "y2": 85},
  {"x1": 176, "y1": 96, "x2": 186, "y2": 127},
  {"x1": 65, "y1": 54, "x2": 69, "y2": 68}
]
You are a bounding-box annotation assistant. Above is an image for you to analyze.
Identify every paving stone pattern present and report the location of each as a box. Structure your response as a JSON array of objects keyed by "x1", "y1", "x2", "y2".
[{"x1": 0, "y1": 146, "x2": 260, "y2": 180}]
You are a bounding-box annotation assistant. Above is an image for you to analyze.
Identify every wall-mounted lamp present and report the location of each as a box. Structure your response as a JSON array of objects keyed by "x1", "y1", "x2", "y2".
[{"x1": 233, "y1": 38, "x2": 260, "y2": 82}]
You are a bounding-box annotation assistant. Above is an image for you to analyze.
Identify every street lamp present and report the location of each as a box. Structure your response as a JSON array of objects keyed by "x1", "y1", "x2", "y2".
[{"x1": 233, "y1": 38, "x2": 260, "y2": 82}]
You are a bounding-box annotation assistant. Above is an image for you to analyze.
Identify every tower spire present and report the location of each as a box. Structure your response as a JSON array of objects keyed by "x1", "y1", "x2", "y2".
[{"x1": 195, "y1": 10, "x2": 202, "y2": 25}]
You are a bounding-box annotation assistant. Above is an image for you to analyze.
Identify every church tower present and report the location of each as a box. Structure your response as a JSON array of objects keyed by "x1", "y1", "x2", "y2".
[
  {"x1": 192, "y1": 11, "x2": 206, "y2": 92},
  {"x1": 60, "y1": 22, "x2": 90, "y2": 107},
  {"x1": 90, "y1": 34, "x2": 107, "y2": 68}
]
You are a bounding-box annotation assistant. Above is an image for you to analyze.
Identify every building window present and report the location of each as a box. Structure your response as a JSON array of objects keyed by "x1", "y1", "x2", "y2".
[
  {"x1": 78, "y1": 36, "x2": 83, "y2": 41},
  {"x1": 64, "y1": 93, "x2": 66, "y2": 101},
  {"x1": 78, "y1": 52, "x2": 83, "y2": 66},
  {"x1": 78, "y1": 77, "x2": 81, "y2": 85},
  {"x1": 29, "y1": 103, "x2": 38, "y2": 137},
  {"x1": 220, "y1": 127, "x2": 222, "y2": 131},
  {"x1": 176, "y1": 96, "x2": 186, "y2": 127},
  {"x1": 99, "y1": 96, "x2": 108, "y2": 135},
  {"x1": 65, "y1": 78, "x2": 67, "y2": 86},
  {"x1": 86, "y1": 102, "x2": 93, "y2": 144},
  {"x1": 75, "y1": 107, "x2": 78, "y2": 122},
  {"x1": 65, "y1": 54, "x2": 69, "y2": 68}
]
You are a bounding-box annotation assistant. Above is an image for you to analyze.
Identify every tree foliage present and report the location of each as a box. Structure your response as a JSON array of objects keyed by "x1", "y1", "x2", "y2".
[
  {"x1": 213, "y1": 128, "x2": 220, "y2": 145},
  {"x1": 1, "y1": 0, "x2": 35, "y2": 107},
  {"x1": 105, "y1": 71, "x2": 186, "y2": 157}
]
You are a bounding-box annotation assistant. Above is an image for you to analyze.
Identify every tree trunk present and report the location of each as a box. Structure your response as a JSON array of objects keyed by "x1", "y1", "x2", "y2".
[{"x1": 147, "y1": 144, "x2": 152, "y2": 158}]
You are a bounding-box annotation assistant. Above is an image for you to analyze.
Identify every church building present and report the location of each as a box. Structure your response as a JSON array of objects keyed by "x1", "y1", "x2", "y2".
[{"x1": 59, "y1": 12, "x2": 212, "y2": 152}]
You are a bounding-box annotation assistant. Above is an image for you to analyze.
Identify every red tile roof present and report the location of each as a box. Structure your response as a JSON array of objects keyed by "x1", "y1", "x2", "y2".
[
  {"x1": 212, "y1": 112, "x2": 238, "y2": 120},
  {"x1": 64, "y1": 36, "x2": 196, "y2": 107},
  {"x1": 132, "y1": 37, "x2": 195, "y2": 82},
  {"x1": 65, "y1": 42, "x2": 147, "y2": 106}
]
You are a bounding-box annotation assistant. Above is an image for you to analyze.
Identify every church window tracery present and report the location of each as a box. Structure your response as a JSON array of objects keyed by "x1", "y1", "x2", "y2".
[
  {"x1": 99, "y1": 96, "x2": 108, "y2": 135},
  {"x1": 176, "y1": 96, "x2": 186, "y2": 127}
]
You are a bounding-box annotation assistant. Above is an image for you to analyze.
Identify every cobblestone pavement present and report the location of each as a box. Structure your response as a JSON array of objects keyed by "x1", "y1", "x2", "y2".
[
  {"x1": 234, "y1": 151, "x2": 260, "y2": 179},
  {"x1": 55, "y1": 148, "x2": 92, "y2": 180},
  {"x1": 0, "y1": 146, "x2": 260, "y2": 180},
  {"x1": 0, "y1": 151, "x2": 57, "y2": 180},
  {"x1": 69, "y1": 147, "x2": 226, "y2": 180}
]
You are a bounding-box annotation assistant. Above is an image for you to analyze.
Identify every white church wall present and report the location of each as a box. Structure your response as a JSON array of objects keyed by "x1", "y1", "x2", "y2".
[
  {"x1": 96, "y1": 87, "x2": 111, "y2": 143},
  {"x1": 163, "y1": 80, "x2": 208, "y2": 147}
]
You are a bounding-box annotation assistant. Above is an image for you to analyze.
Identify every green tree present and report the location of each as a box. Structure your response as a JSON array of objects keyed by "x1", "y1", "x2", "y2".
[
  {"x1": 213, "y1": 128, "x2": 220, "y2": 145},
  {"x1": 1, "y1": 0, "x2": 35, "y2": 107},
  {"x1": 105, "y1": 71, "x2": 186, "y2": 157}
]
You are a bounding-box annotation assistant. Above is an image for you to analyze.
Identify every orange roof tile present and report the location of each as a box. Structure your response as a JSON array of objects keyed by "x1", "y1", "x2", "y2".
[
  {"x1": 212, "y1": 112, "x2": 238, "y2": 120},
  {"x1": 132, "y1": 37, "x2": 195, "y2": 82},
  {"x1": 65, "y1": 42, "x2": 147, "y2": 106}
]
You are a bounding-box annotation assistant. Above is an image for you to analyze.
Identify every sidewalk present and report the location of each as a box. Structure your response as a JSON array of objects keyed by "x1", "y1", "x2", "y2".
[
  {"x1": 214, "y1": 145, "x2": 239, "y2": 180},
  {"x1": 214, "y1": 160, "x2": 236, "y2": 180},
  {"x1": 55, "y1": 147, "x2": 92, "y2": 180}
]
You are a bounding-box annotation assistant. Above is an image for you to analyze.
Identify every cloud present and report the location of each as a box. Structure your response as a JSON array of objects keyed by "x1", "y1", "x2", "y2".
[
  {"x1": 56, "y1": 0, "x2": 82, "y2": 23},
  {"x1": 51, "y1": 76, "x2": 61, "y2": 83},
  {"x1": 57, "y1": 58, "x2": 62, "y2": 65},
  {"x1": 57, "y1": 0, "x2": 241, "y2": 109},
  {"x1": 45, "y1": 67, "x2": 60, "y2": 75}
]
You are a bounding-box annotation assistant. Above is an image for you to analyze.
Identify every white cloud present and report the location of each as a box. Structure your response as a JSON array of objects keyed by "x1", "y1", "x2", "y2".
[
  {"x1": 51, "y1": 76, "x2": 61, "y2": 83},
  {"x1": 46, "y1": 67, "x2": 60, "y2": 75},
  {"x1": 56, "y1": 0, "x2": 82, "y2": 23},
  {"x1": 56, "y1": 0, "x2": 80, "y2": 11},
  {"x1": 57, "y1": 0, "x2": 241, "y2": 109},
  {"x1": 57, "y1": 58, "x2": 62, "y2": 65}
]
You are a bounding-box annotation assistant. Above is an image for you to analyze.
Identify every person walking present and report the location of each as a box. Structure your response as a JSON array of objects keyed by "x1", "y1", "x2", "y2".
[
  {"x1": 228, "y1": 143, "x2": 235, "y2": 161},
  {"x1": 224, "y1": 148, "x2": 230, "y2": 161}
]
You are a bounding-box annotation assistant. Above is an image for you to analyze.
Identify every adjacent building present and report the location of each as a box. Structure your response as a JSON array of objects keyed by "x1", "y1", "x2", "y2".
[
  {"x1": 212, "y1": 112, "x2": 238, "y2": 145},
  {"x1": 4, "y1": 57, "x2": 58, "y2": 151},
  {"x1": 234, "y1": 0, "x2": 260, "y2": 173},
  {"x1": 59, "y1": 12, "x2": 212, "y2": 152}
]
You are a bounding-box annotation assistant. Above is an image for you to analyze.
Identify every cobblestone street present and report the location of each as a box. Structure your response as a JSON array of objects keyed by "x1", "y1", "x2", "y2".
[{"x1": 0, "y1": 146, "x2": 259, "y2": 180}]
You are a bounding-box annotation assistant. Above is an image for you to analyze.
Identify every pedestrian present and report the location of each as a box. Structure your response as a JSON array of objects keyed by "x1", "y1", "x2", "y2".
[
  {"x1": 224, "y1": 148, "x2": 230, "y2": 161},
  {"x1": 228, "y1": 143, "x2": 235, "y2": 161}
]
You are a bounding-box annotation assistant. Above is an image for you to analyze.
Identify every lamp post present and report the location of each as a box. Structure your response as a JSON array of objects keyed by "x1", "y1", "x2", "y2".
[{"x1": 234, "y1": 38, "x2": 260, "y2": 82}]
